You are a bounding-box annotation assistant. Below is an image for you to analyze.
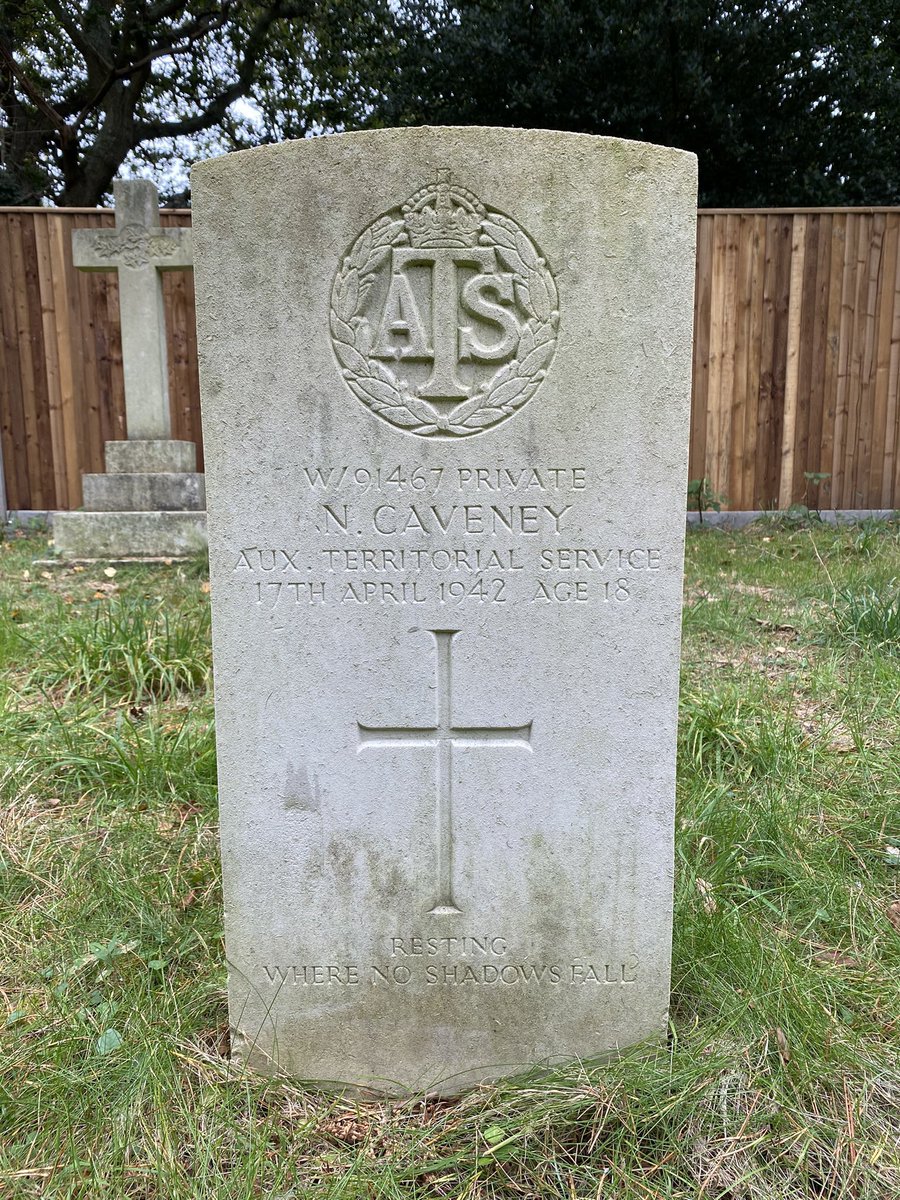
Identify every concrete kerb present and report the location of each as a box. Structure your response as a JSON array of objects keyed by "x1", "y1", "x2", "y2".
[{"x1": 687, "y1": 509, "x2": 899, "y2": 529}]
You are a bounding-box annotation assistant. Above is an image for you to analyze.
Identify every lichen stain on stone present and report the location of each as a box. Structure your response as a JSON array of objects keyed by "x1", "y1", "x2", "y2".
[
  {"x1": 282, "y1": 762, "x2": 321, "y2": 813},
  {"x1": 363, "y1": 846, "x2": 406, "y2": 905},
  {"x1": 324, "y1": 834, "x2": 360, "y2": 883}
]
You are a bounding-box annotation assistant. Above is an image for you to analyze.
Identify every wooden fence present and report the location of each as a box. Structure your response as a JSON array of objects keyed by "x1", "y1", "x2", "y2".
[
  {"x1": 1, "y1": 206, "x2": 899, "y2": 511},
  {"x1": 692, "y1": 210, "x2": 900, "y2": 511},
  {"x1": 0, "y1": 208, "x2": 197, "y2": 512}
]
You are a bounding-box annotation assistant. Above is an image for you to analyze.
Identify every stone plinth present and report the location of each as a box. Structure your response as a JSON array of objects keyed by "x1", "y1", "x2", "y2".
[
  {"x1": 51, "y1": 511, "x2": 207, "y2": 559},
  {"x1": 106, "y1": 439, "x2": 197, "y2": 474},
  {"x1": 82, "y1": 472, "x2": 205, "y2": 512},
  {"x1": 53, "y1": 439, "x2": 206, "y2": 560}
]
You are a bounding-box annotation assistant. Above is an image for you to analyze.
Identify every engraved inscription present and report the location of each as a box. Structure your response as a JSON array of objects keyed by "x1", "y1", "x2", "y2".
[
  {"x1": 259, "y1": 955, "x2": 641, "y2": 988},
  {"x1": 228, "y1": 461, "x2": 670, "y2": 612},
  {"x1": 357, "y1": 630, "x2": 532, "y2": 915},
  {"x1": 330, "y1": 169, "x2": 559, "y2": 438}
]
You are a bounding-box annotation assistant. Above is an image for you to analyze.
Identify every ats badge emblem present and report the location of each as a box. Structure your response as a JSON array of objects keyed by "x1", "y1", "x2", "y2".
[{"x1": 330, "y1": 170, "x2": 559, "y2": 438}]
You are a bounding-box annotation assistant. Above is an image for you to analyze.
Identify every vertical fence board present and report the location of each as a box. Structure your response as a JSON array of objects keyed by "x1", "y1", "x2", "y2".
[
  {"x1": 779, "y1": 215, "x2": 807, "y2": 507},
  {"x1": 740, "y1": 216, "x2": 766, "y2": 510},
  {"x1": 792, "y1": 216, "x2": 820, "y2": 504},
  {"x1": 705, "y1": 216, "x2": 727, "y2": 498},
  {"x1": 820, "y1": 215, "x2": 846, "y2": 504},
  {"x1": 48, "y1": 216, "x2": 84, "y2": 508},
  {"x1": 884, "y1": 227, "x2": 900, "y2": 506},
  {"x1": 33, "y1": 213, "x2": 68, "y2": 507},
  {"x1": 728, "y1": 215, "x2": 752, "y2": 507},
  {"x1": 868, "y1": 215, "x2": 894, "y2": 506},
  {"x1": 22, "y1": 216, "x2": 56, "y2": 508},
  {"x1": 832, "y1": 215, "x2": 859, "y2": 504},
  {"x1": 689, "y1": 215, "x2": 713, "y2": 484},
  {"x1": 883, "y1": 225, "x2": 900, "y2": 506},
  {"x1": 806, "y1": 214, "x2": 833, "y2": 509},
  {"x1": 8, "y1": 213, "x2": 45, "y2": 508},
  {"x1": 856, "y1": 214, "x2": 884, "y2": 507},
  {"x1": 0, "y1": 217, "x2": 28, "y2": 510}
]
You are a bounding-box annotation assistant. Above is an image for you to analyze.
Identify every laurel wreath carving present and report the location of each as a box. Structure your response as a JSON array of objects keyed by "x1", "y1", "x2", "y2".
[
  {"x1": 330, "y1": 211, "x2": 559, "y2": 437},
  {"x1": 93, "y1": 224, "x2": 180, "y2": 269}
]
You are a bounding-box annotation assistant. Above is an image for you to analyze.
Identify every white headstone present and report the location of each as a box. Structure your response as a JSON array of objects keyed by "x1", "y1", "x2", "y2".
[
  {"x1": 192, "y1": 128, "x2": 696, "y2": 1093},
  {"x1": 72, "y1": 179, "x2": 192, "y2": 440}
]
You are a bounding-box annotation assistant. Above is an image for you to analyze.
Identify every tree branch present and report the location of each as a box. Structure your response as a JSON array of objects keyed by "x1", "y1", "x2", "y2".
[
  {"x1": 0, "y1": 40, "x2": 72, "y2": 138},
  {"x1": 43, "y1": 0, "x2": 115, "y2": 73},
  {"x1": 135, "y1": 1, "x2": 310, "y2": 140}
]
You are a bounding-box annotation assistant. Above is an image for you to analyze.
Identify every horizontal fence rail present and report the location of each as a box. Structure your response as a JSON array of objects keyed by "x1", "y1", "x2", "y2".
[{"x1": 1, "y1": 207, "x2": 899, "y2": 511}]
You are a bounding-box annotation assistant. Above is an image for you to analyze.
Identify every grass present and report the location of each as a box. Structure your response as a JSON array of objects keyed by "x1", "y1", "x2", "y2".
[{"x1": 1, "y1": 519, "x2": 898, "y2": 1198}]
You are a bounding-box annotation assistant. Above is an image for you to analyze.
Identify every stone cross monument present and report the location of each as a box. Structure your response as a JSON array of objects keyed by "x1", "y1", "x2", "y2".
[
  {"x1": 192, "y1": 128, "x2": 697, "y2": 1093},
  {"x1": 72, "y1": 178, "x2": 191, "y2": 439},
  {"x1": 54, "y1": 179, "x2": 205, "y2": 560}
]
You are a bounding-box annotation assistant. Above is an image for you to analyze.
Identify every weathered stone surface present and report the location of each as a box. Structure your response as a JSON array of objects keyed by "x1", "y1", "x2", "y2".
[
  {"x1": 72, "y1": 181, "x2": 192, "y2": 440},
  {"x1": 52, "y1": 511, "x2": 207, "y2": 559},
  {"x1": 82, "y1": 471, "x2": 205, "y2": 512},
  {"x1": 105, "y1": 439, "x2": 197, "y2": 474},
  {"x1": 192, "y1": 127, "x2": 696, "y2": 1093}
]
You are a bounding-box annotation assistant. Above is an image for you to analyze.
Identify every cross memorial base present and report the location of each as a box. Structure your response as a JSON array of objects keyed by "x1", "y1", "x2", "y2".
[{"x1": 52, "y1": 440, "x2": 207, "y2": 560}]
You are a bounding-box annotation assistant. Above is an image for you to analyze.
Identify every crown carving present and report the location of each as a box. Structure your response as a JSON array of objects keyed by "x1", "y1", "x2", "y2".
[{"x1": 402, "y1": 170, "x2": 485, "y2": 249}]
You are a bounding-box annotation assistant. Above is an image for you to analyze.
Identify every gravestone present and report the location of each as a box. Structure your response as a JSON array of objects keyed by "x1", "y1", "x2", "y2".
[
  {"x1": 192, "y1": 128, "x2": 696, "y2": 1092},
  {"x1": 53, "y1": 179, "x2": 205, "y2": 559}
]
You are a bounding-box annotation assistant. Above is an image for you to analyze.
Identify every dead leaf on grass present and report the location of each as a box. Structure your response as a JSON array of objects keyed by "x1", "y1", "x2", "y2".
[
  {"x1": 711, "y1": 653, "x2": 751, "y2": 669},
  {"x1": 733, "y1": 582, "x2": 775, "y2": 598},
  {"x1": 696, "y1": 878, "x2": 717, "y2": 913},
  {"x1": 887, "y1": 901, "x2": 900, "y2": 934},
  {"x1": 813, "y1": 948, "x2": 859, "y2": 969},
  {"x1": 775, "y1": 1027, "x2": 791, "y2": 1064},
  {"x1": 319, "y1": 1112, "x2": 370, "y2": 1145},
  {"x1": 686, "y1": 586, "x2": 721, "y2": 604},
  {"x1": 753, "y1": 618, "x2": 798, "y2": 635}
]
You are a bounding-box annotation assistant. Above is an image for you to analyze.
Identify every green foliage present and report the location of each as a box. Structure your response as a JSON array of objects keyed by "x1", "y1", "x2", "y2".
[
  {"x1": 679, "y1": 688, "x2": 803, "y2": 779},
  {"x1": 830, "y1": 585, "x2": 900, "y2": 650},
  {"x1": 31, "y1": 596, "x2": 212, "y2": 704},
  {"x1": 381, "y1": 0, "x2": 900, "y2": 207},
  {"x1": 687, "y1": 476, "x2": 728, "y2": 521},
  {"x1": 803, "y1": 470, "x2": 832, "y2": 516},
  {"x1": 0, "y1": 527, "x2": 899, "y2": 1197}
]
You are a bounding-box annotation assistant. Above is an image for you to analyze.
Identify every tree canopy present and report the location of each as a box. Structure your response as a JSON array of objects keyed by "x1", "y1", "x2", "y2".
[
  {"x1": 1, "y1": 0, "x2": 897, "y2": 207},
  {"x1": 0, "y1": 0, "x2": 402, "y2": 205},
  {"x1": 381, "y1": 0, "x2": 900, "y2": 207}
]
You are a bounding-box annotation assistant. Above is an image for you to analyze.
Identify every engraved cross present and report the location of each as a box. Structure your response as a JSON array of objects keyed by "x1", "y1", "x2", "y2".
[{"x1": 357, "y1": 630, "x2": 532, "y2": 915}]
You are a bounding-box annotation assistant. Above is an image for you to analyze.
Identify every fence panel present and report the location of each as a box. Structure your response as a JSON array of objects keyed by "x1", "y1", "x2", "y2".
[
  {"x1": 0, "y1": 208, "x2": 195, "y2": 511},
  {"x1": 1, "y1": 206, "x2": 899, "y2": 511}
]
